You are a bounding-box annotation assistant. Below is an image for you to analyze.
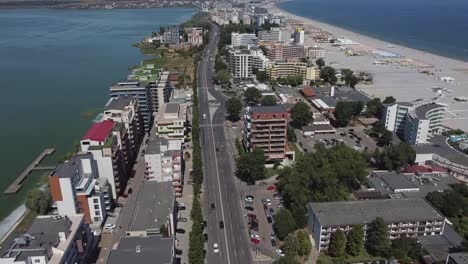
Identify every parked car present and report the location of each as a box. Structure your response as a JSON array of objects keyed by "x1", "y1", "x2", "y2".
[
  {"x1": 213, "y1": 243, "x2": 219, "y2": 254},
  {"x1": 271, "y1": 239, "x2": 277, "y2": 247},
  {"x1": 269, "y1": 208, "x2": 274, "y2": 215},
  {"x1": 275, "y1": 249, "x2": 285, "y2": 257},
  {"x1": 249, "y1": 225, "x2": 259, "y2": 231},
  {"x1": 204, "y1": 233, "x2": 208, "y2": 242},
  {"x1": 202, "y1": 220, "x2": 207, "y2": 228},
  {"x1": 267, "y1": 216, "x2": 273, "y2": 224},
  {"x1": 245, "y1": 206, "x2": 254, "y2": 211},
  {"x1": 178, "y1": 217, "x2": 188, "y2": 222},
  {"x1": 105, "y1": 224, "x2": 116, "y2": 229},
  {"x1": 128, "y1": 188, "x2": 133, "y2": 195},
  {"x1": 266, "y1": 199, "x2": 272, "y2": 206},
  {"x1": 211, "y1": 203, "x2": 215, "y2": 210},
  {"x1": 219, "y1": 221, "x2": 224, "y2": 229},
  {"x1": 176, "y1": 229, "x2": 186, "y2": 234},
  {"x1": 175, "y1": 249, "x2": 183, "y2": 255},
  {"x1": 250, "y1": 234, "x2": 261, "y2": 240},
  {"x1": 244, "y1": 195, "x2": 254, "y2": 202}
]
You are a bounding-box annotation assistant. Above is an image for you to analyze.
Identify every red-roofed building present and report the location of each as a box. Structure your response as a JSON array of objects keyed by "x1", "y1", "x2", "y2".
[
  {"x1": 301, "y1": 86, "x2": 316, "y2": 98},
  {"x1": 81, "y1": 120, "x2": 115, "y2": 149},
  {"x1": 403, "y1": 165, "x2": 432, "y2": 174}
]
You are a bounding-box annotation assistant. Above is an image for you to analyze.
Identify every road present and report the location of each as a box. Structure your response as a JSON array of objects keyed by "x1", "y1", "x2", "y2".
[{"x1": 198, "y1": 24, "x2": 253, "y2": 264}]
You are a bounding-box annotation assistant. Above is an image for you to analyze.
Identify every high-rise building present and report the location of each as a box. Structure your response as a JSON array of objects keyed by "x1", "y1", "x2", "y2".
[
  {"x1": 110, "y1": 81, "x2": 152, "y2": 131},
  {"x1": 49, "y1": 154, "x2": 113, "y2": 225},
  {"x1": 243, "y1": 105, "x2": 294, "y2": 163},
  {"x1": 268, "y1": 43, "x2": 305, "y2": 61},
  {"x1": 80, "y1": 120, "x2": 127, "y2": 198},
  {"x1": 294, "y1": 28, "x2": 305, "y2": 45},
  {"x1": 307, "y1": 46, "x2": 325, "y2": 59},
  {"x1": 229, "y1": 48, "x2": 254, "y2": 79},
  {"x1": 231, "y1": 32, "x2": 258, "y2": 47},
  {"x1": 185, "y1": 27, "x2": 203, "y2": 46},
  {"x1": 267, "y1": 61, "x2": 312, "y2": 80},
  {"x1": 149, "y1": 71, "x2": 172, "y2": 115},
  {"x1": 161, "y1": 26, "x2": 180, "y2": 44},
  {"x1": 156, "y1": 103, "x2": 187, "y2": 140}
]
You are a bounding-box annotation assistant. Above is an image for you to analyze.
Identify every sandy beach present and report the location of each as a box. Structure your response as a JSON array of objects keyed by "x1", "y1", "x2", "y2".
[{"x1": 271, "y1": 3, "x2": 468, "y2": 131}]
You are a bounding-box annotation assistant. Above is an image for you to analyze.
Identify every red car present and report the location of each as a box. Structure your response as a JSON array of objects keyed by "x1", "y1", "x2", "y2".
[
  {"x1": 250, "y1": 237, "x2": 260, "y2": 244},
  {"x1": 267, "y1": 185, "x2": 276, "y2": 191}
]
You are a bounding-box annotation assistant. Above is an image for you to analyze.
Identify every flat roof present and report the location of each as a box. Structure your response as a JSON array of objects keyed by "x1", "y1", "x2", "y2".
[
  {"x1": 302, "y1": 124, "x2": 335, "y2": 132},
  {"x1": 414, "y1": 103, "x2": 445, "y2": 119},
  {"x1": 106, "y1": 97, "x2": 132, "y2": 111},
  {"x1": 82, "y1": 120, "x2": 114, "y2": 142},
  {"x1": 107, "y1": 235, "x2": 174, "y2": 264},
  {"x1": 369, "y1": 171, "x2": 419, "y2": 191},
  {"x1": 165, "y1": 103, "x2": 180, "y2": 114},
  {"x1": 52, "y1": 153, "x2": 96, "y2": 179},
  {"x1": 448, "y1": 253, "x2": 468, "y2": 263},
  {"x1": 129, "y1": 181, "x2": 174, "y2": 232},
  {"x1": 308, "y1": 198, "x2": 444, "y2": 227},
  {"x1": 251, "y1": 104, "x2": 287, "y2": 114},
  {"x1": 413, "y1": 135, "x2": 468, "y2": 167}
]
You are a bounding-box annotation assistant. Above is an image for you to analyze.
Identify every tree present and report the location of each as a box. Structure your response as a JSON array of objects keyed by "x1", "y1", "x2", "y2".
[
  {"x1": 366, "y1": 98, "x2": 383, "y2": 117},
  {"x1": 373, "y1": 143, "x2": 416, "y2": 171},
  {"x1": 261, "y1": 95, "x2": 277, "y2": 106},
  {"x1": 287, "y1": 127, "x2": 297, "y2": 142},
  {"x1": 25, "y1": 188, "x2": 52, "y2": 215},
  {"x1": 235, "y1": 148, "x2": 266, "y2": 184},
  {"x1": 334, "y1": 101, "x2": 362, "y2": 127},
  {"x1": 273, "y1": 256, "x2": 299, "y2": 264},
  {"x1": 315, "y1": 58, "x2": 325, "y2": 69},
  {"x1": 328, "y1": 230, "x2": 346, "y2": 257},
  {"x1": 282, "y1": 233, "x2": 300, "y2": 257},
  {"x1": 226, "y1": 97, "x2": 243, "y2": 121},
  {"x1": 214, "y1": 69, "x2": 231, "y2": 85},
  {"x1": 256, "y1": 70, "x2": 268, "y2": 83},
  {"x1": 320, "y1": 66, "x2": 337, "y2": 84},
  {"x1": 383, "y1": 96, "x2": 396, "y2": 104},
  {"x1": 366, "y1": 217, "x2": 391, "y2": 257},
  {"x1": 290, "y1": 102, "x2": 313, "y2": 128},
  {"x1": 297, "y1": 230, "x2": 312, "y2": 256},
  {"x1": 341, "y1": 68, "x2": 354, "y2": 86},
  {"x1": 391, "y1": 235, "x2": 423, "y2": 264},
  {"x1": 377, "y1": 129, "x2": 393, "y2": 146},
  {"x1": 160, "y1": 224, "x2": 169, "y2": 237},
  {"x1": 244, "y1": 87, "x2": 262, "y2": 103},
  {"x1": 346, "y1": 225, "x2": 364, "y2": 256},
  {"x1": 349, "y1": 76, "x2": 359, "y2": 88},
  {"x1": 273, "y1": 209, "x2": 297, "y2": 240}
]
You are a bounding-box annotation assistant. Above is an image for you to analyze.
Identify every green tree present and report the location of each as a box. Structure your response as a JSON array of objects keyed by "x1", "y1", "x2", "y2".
[
  {"x1": 377, "y1": 129, "x2": 393, "y2": 146},
  {"x1": 315, "y1": 58, "x2": 325, "y2": 69},
  {"x1": 320, "y1": 66, "x2": 337, "y2": 84},
  {"x1": 346, "y1": 225, "x2": 364, "y2": 256},
  {"x1": 383, "y1": 96, "x2": 396, "y2": 104},
  {"x1": 366, "y1": 98, "x2": 383, "y2": 117},
  {"x1": 373, "y1": 142, "x2": 416, "y2": 171},
  {"x1": 261, "y1": 95, "x2": 277, "y2": 106},
  {"x1": 225, "y1": 97, "x2": 243, "y2": 121},
  {"x1": 366, "y1": 217, "x2": 391, "y2": 257},
  {"x1": 274, "y1": 209, "x2": 297, "y2": 240},
  {"x1": 25, "y1": 188, "x2": 52, "y2": 215},
  {"x1": 391, "y1": 235, "x2": 423, "y2": 264},
  {"x1": 297, "y1": 230, "x2": 312, "y2": 256},
  {"x1": 256, "y1": 70, "x2": 268, "y2": 83},
  {"x1": 235, "y1": 148, "x2": 266, "y2": 184},
  {"x1": 341, "y1": 69, "x2": 354, "y2": 86},
  {"x1": 273, "y1": 256, "x2": 300, "y2": 264},
  {"x1": 349, "y1": 76, "x2": 359, "y2": 88},
  {"x1": 282, "y1": 233, "x2": 300, "y2": 257},
  {"x1": 287, "y1": 127, "x2": 297, "y2": 143},
  {"x1": 328, "y1": 230, "x2": 346, "y2": 257},
  {"x1": 290, "y1": 102, "x2": 313, "y2": 128},
  {"x1": 244, "y1": 87, "x2": 262, "y2": 103},
  {"x1": 334, "y1": 101, "x2": 360, "y2": 127},
  {"x1": 214, "y1": 69, "x2": 231, "y2": 85}
]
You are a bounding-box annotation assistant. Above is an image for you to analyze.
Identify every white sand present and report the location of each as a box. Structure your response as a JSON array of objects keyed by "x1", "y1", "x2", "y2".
[{"x1": 271, "y1": 3, "x2": 468, "y2": 131}]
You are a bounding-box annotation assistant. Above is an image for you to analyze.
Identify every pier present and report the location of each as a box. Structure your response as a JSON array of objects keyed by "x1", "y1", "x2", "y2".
[{"x1": 4, "y1": 148, "x2": 56, "y2": 194}]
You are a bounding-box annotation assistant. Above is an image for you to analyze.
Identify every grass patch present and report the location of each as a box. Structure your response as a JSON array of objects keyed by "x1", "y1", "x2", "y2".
[
  {"x1": 317, "y1": 251, "x2": 384, "y2": 264},
  {"x1": 143, "y1": 52, "x2": 195, "y2": 78}
]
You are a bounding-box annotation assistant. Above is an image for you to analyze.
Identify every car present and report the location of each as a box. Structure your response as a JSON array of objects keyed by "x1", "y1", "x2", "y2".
[
  {"x1": 277, "y1": 203, "x2": 284, "y2": 208},
  {"x1": 250, "y1": 234, "x2": 261, "y2": 240},
  {"x1": 232, "y1": 125, "x2": 238, "y2": 129},
  {"x1": 219, "y1": 221, "x2": 224, "y2": 229},
  {"x1": 213, "y1": 243, "x2": 219, "y2": 254},
  {"x1": 271, "y1": 239, "x2": 277, "y2": 247},
  {"x1": 276, "y1": 249, "x2": 285, "y2": 257},
  {"x1": 128, "y1": 188, "x2": 133, "y2": 194},
  {"x1": 177, "y1": 205, "x2": 186, "y2": 211},
  {"x1": 340, "y1": 132, "x2": 346, "y2": 136},
  {"x1": 202, "y1": 220, "x2": 207, "y2": 227},
  {"x1": 244, "y1": 195, "x2": 254, "y2": 202},
  {"x1": 176, "y1": 228, "x2": 185, "y2": 234},
  {"x1": 249, "y1": 225, "x2": 259, "y2": 231},
  {"x1": 267, "y1": 186, "x2": 276, "y2": 191},
  {"x1": 204, "y1": 233, "x2": 208, "y2": 242},
  {"x1": 116, "y1": 203, "x2": 123, "y2": 207},
  {"x1": 267, "y1": 216, "x2": 273, "y2": 224},
  {"x1": 348, "y1": 128, "x2": 355, "y2": 132},
  {"x1": 178, "y1": 217, "x2": 188, "y2": 222},
  {"x1": 269, "y1": 208, "x2": 274, "y2": 215},
  {"x1": 266, "y1": 199, "x2": 272, "y2": 206},
  {"x1": 105, "y1": 224, "x2": 116, "y2": 229},
  {"x1": 245, "y1": 206, "x2": 254, "y2": 211},
  {"x1": 216, "y1": 147, "x2": 219, "y2": 152},
  {"x1": 250, "y1": 237, "x2": 260, "y2": 244},
  {"x1": 175, "y1": 249, "x2": 183, "y2": 255},
  {"x1": 270, "y1": 231, "x2": 276, "y2": 239},
  {"x1": 211, "y1": 203, "x2": 215, "y2": 210}
]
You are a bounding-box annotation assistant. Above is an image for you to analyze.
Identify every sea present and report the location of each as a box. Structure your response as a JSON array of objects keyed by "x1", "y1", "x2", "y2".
[
  {"x1": 279, "y1": 0, "x2": 468, "y2": 62},
  {"x1": 0, "y1": 7, "x2": 195, "y2": 224}
]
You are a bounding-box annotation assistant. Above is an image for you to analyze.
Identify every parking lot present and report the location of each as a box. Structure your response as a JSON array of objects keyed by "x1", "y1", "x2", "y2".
[
  {"x1": 242, "y1": 179, "x2": 285, "y2": 260},
  {"x1": 295, "y1": 126, "x2": 377, "y2": 153}
]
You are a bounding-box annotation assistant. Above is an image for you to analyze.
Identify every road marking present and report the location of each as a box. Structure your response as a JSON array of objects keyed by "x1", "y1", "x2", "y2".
[{"x1": 202, "y1": 38, "x2": 232, "y2": 264}]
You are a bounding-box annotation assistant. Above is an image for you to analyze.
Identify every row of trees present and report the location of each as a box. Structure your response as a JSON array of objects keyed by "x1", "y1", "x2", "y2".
[
  {"x1": 371, "y1": 142, "x2": 415, "y2": 171},
  {"x1": 327, "y1": 218, "x2": 422, "y2": 263},
  {"x1": 333, "y1": 101, "x2": 364, "y2": 127}
]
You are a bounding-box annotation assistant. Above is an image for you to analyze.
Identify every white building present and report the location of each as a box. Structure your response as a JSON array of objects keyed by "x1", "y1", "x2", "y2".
[
  {"x1": 156, "y1": 103, "x2": 187, "y2": 140},
  {"x1": 258, "y1": 27, "x2": 290, "y2": 43},
  {"x1": 185, "y1": 27, "x2": 203, "y2": 46},
  {"x1": 307, "y1": 46, "x2": 325, "y2": 59},
  {"x1": 231, "y1": 32, "x2": 258, "y2": 47},
  {"x1": 294, "y1": 28, "x2": 305, "y2": 45},
  {"x1": 229, "y1": 48, "x2": 254, "y2": 79}
]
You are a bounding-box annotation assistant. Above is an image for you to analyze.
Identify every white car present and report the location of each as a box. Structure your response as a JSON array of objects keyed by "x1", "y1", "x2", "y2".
[
  {"x1": 213, "y1": 243, "x2": 219, "y2": 254},
  {"x1": 266, "y1": 199, "x2": 272, "y2": 206},
  {"x1": 275, "y1": 249, "x2": 285, "y2": 257},
  {"x1": 250, "y1": 234, "x2": 261, "y2": 240},
  {"x1": 104, "y1": 224, "x2": 116, "y2": 229}
]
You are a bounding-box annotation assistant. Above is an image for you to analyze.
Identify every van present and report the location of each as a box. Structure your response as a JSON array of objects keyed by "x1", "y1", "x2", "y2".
[{"x1": 203, "y1": 114, "x2": 207, "y2": 120}]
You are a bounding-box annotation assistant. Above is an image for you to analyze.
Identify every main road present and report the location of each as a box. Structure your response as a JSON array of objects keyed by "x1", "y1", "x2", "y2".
[{"x1": 198, "y1": 24, "x2": 253, "y2": 264}]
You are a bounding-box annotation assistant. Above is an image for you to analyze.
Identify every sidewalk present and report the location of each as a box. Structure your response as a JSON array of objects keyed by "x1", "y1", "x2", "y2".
[{"x1": 175, "y1": 148, "x2": 194, "y2": 264}]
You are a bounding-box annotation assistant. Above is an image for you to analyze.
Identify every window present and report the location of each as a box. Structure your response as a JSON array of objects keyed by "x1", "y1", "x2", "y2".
[
  {"x1": 35, "y1": 260, "x2": 41, "y2": 263},
  {"x1": 94, "y1": 205, "x2": 100, "y2": 210},
  {"x1": 93, "y1": 198, "x2": 99, "y2": 203},
  {"x1": 95, "y1": 210, "x2": 101, "y2": 216},
  {"x1": 94, "y1": 217, "x2": 100, "y2": 222}
]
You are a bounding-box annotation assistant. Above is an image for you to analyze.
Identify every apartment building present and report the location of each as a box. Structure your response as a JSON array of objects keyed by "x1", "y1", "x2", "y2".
[
  {"x1": 49, "y1": 154, "x2": 113, "y2": 226},
  {"x1": 307, "y1": 198, "x2": 445, "y2": 252},
  {"x1": 307, "y1": 46, "x2": 325, "y2": 59},
  {"x1": 0, "y1": 214, "x2": 93, "y2": 264},
  {"x1": 267, "y1": 61, "x2": 312, "y2": 80},
  {"x1": 80, "y1": 120, "x2": 127, "y2": 199},
  {"x1": 107, "y1": 235, "x2": 175, "y2": 264},
  {"x1": 258, "y1": 27, "x2": 290, "y2": 44},
  {"x1": 103, "y1": 97, "x2": 144, "y2": 166},
  {"x1": 110, "y1": 81, "x2": 152, "y2": 131},
  {"x1": 231, "y1": 32, "x2": 258, "y2": 47},
  {"x1": 185, "y1": 27, "x2": 203, "y2": 46},
  {"x1": 229, "y1": 48, "x2": 254, "y2": 79},
  {"x1": 243, "y1": 105, "x2": 294, "y2": 164},
  {"x1": 294, "y1": 28, "x2": 305, "y2": 45},
  {"x1": 268, "y1": 43, "x2": 305, "y2": 61},
  {"x1": 149, "y1": 71, "x2": 172, "y2": 114},
  {"x1": 156, "y1": 103, "x2": 187, "y2": 140},
  {"x1": 250, "y1": 46, "x2": 270, "y2": 71},
  {"x1": 161, "y1": 26, "x2": 180, "y2": 44},
  {"x1": 144, "y1": 138, "x2": 183, "y2": 196},
  {"x1": 382, "y1": 101, "x2": 446, "y2": 144}
]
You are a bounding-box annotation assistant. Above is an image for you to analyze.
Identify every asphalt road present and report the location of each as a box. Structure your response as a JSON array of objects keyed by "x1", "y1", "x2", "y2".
[{"x1": 198, "y1": 25, "x2": 253, "y2": 264}]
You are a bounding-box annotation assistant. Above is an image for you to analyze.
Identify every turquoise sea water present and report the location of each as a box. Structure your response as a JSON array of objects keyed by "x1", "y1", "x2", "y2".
[
  {"x1": 0, "y1": 8, "x2": 195, "y2": 220},
  {"x1": 279, "y1": 0, "x2": 468, "y2": 61}
]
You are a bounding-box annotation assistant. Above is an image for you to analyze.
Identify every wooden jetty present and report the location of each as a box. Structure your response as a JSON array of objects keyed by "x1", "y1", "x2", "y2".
[{"x1": 4, "y1": 148, "x2": 56, "y2": 194}]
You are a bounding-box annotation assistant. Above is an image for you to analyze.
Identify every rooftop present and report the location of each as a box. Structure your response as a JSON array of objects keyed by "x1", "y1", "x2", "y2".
[
  {"x1": 129, "y1": 181, "x2": 174, "y2": 232},
  {"x1": 52, "y1": 153, "x2": 97, "y2": 179},
  {"x1": 302, "y1": 124, "x2": 335, "y2": 132},
  {"x1": 165, "y1": 103, "x2": 180, "y2": 114},
  {"x1": 106, "y1": 97, "x2": 132, "y2": 111},
  {"x1": 308, "y1": 198, "x2": 444, "y2": 227},
  {"x1": 414, "y1": 103, "x2": 445, "y2": 119},
  {"x1": 368, "y1": 171, "x2": 419, "y2": 192},
  {"x1": 448, "y1": 252, "x2": 468, "y2": 264},
  {"x1": 251, "y1": 104, "x2": 287, "y2": 114},
  {"x1": 107, "y1": 235, "x2": 174, "y2": 264},
  {"x1": 81, "y1": 120, "x2": 115, "y2": 142},
  {"x1": 413, "y1": 135, "x2": 468, "y2": 167}
]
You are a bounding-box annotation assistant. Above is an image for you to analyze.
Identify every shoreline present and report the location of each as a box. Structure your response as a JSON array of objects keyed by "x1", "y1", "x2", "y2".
[{"x1": 272, "y1": 2, "x2": 468, "y2": 132}]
